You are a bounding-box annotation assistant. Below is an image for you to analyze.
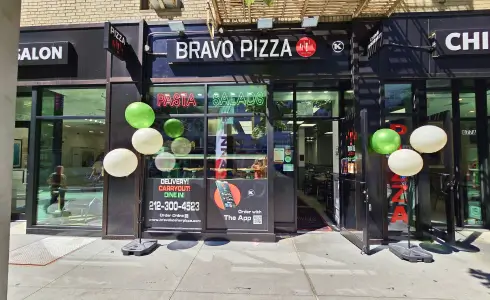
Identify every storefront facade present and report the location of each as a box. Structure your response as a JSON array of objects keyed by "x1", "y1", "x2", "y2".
[{"x1": 13, "y1": 10, "x2": 490, "y2": 246}]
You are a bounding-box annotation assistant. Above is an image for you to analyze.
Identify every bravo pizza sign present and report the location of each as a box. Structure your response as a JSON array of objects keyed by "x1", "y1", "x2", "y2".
[{"x1": 166, "y1": 36, "x2": 343, "y2": 63}]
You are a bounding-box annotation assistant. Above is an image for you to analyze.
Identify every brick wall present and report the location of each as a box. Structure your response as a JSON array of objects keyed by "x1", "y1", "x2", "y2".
[
  {"x1": 20, "y1": 0, "x2": 490, "y2": 27},
  {"x1": 20, "y1": 0, "x2": 207, "y2": 27}
]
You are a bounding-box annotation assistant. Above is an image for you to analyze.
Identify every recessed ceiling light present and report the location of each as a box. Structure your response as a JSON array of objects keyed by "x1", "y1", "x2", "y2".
[
  {"x1": 459, "y1": 98, "x2": 462, "y2": 101},
  {"x1": 325, "y1": 132, "x2": 333, "y2": 134},
  {"x1": 307, "y1": 91, "x2": 312, "y2": 94},
  {"x1": 469, "y1": 110, "x2": 475, "y2": 113},
  {"x1": 89, "y1": 130, "x2": 94, "y2": 133},
  {"x1": 100, "y1": 131, "x2": 104, "y2": 134},
  {"x1": 197, "y1": 94, "x2": 202, "y2": 96},
  {"x1": 300, "y1": 123, "x2": 316, "y2": 127},
  {"x1": 65, "y1": 125, "x2": 71, "y2": 127},
  {"x1": 47, "y1": 124, "x2": 53, "y2": 127},
  {"x1": 324, "y1": 91, "x2": 328, "y2": 93}
]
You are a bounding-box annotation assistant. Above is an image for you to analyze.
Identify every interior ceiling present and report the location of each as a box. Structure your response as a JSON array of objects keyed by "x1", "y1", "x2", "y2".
[{"x1": 210, "y1": 0, "x2": 402, "y2": 25}]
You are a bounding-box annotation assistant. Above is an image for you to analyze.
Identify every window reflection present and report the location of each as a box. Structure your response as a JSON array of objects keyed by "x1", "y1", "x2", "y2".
[
  {"x1": 384, "y1": 84, "x2": 412, "y2": 113},
  {"x1": 37, "y1": 119, "x2": 105, "y2": 227},
  {"x1": 147, "y1": 118, "x2": 205, "y2": 179},
  {"x1": 207, "y1": 116, "x2": 267, "y2": 179}
]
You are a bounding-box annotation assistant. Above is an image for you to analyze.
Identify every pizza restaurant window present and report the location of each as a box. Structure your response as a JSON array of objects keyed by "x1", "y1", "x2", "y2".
[{"x1": 148, "y1": 85, "x2": 205, "y2": 114}]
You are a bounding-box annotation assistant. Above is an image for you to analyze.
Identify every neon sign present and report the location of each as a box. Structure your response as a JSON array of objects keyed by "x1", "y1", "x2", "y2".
[
  {"x1": 211, "y1": 92, "x2": 266, "y2": 107},
  {"x1": 156, "y1": 93, "x2": 197, "y2": 108},
  {"x1": 389, "y1": 123, "x2": 408, "y2": 223}
]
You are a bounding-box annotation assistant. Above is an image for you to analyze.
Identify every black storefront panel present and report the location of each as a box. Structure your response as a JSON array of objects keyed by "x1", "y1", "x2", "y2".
[
  {"x1": 18, "y1": 27, "x2": 106, "y2": 80},
  {"x1": 149, "y1": 24, "x2": 351, "y2": 78},
  {"x1": 377, "y1": 13, "x2": 490, "y2": 78}
]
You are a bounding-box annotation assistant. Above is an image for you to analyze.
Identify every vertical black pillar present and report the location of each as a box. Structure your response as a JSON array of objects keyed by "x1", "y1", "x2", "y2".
[
  {"x1": 352, "y1": 25, "x2": 383, "y2": 240},
  {"x1": 475, "y1": 79, "x2": 490, "y2": 229},
  {"x1": 413, "y1": 81, "x2": 431, "y2": 238},
  {"x1": 52, "y1": 93, "x2": 64, "y2": 169},
  {"x1": 451, "y1": 80, "x2": 463, "y2": 227},
  {"x1": 26, "y1": 88, "x2": 42, "y2": 228}
]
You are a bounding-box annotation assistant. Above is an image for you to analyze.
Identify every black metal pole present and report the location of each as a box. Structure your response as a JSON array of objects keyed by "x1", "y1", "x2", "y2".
[{"x1": 137, "y1": 154, "x2": 146, "y2": 244}]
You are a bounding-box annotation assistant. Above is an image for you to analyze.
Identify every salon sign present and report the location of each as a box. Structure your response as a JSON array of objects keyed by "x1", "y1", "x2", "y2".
[{"x1": 18, "y1": 42, "x2": 70, "y2": 66}]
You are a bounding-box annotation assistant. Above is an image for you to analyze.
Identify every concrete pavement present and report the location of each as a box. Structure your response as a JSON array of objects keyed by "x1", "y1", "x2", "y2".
[{"x1": 7, "y1": 221, "x2": 490, "y2": 300}]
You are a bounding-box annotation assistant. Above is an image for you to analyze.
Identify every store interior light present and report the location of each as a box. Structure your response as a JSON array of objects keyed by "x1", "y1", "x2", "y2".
[
  {"x1": 325, "y1": 132, "x2": 333, "y2": 135},
  {"x1": 168, "y1": 20, "x2": 186, "y2": 35},
  {"x1": 301, "y1": 16, "x2": 319, "y2": 28},
  {"x1": 257, "y1": 18, "x2": 273, "y2": 30},
  {"x1": 287, "y1": 121, "x2": 304, "y2": 125},
  {"x1": 300, "y1": 123, "x2": 316, "y2": 127}
]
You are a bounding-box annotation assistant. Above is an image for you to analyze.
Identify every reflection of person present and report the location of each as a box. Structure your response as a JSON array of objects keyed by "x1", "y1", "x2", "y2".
[
  {"x1": 252, "y1": 159, "x2": 267, "y2": 179},
  {"x1": 46, "y1": 165, "x2": 67, "y2": 212},
  {"x1": 90, "y1": 153, "x2": 104, "y2": 183}
]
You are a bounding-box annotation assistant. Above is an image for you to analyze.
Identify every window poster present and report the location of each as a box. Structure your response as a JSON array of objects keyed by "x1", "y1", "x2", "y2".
[
  {"x1": 207, "y1": 179, "x2": 268, "y2": 231},
  {"x1": 145, "y1": 178, "x2": 203, "y2": 229},
  {"x1": 274, "y1": 148, "x2": 285, "y2": 163}
]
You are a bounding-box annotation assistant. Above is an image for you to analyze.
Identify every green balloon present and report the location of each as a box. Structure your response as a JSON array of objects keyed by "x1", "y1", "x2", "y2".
[
  {"x1": 125, "y1": 102, "x2": 155, "y2": 129},
  {"x1": 371, "y1": 128, "x2": 401, "y2": 155},
  {"x1": 164, "y1": 119, "x2": 184, "y2": 138}
]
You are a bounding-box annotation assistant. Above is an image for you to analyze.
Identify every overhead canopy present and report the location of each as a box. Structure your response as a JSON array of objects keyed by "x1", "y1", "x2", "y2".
[{"x1": 209, "y1": 0, "x2": 403, "y2": 26}]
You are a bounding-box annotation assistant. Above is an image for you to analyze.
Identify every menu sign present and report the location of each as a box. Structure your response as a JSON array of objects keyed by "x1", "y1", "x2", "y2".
[
  {"x1": 207, "y1": 179, "x2": 268, "y2": 230},
  {"x1": 145, "y1": 178, "x2": 203, "y2": 229}
]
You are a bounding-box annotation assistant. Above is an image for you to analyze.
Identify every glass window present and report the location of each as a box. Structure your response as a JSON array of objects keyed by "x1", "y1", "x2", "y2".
[
  {"x1": 461, "y1": 120, "x2": 482, "y2": 225},
  {"x1": 384, "y1": 84, "x2": 412, "y2": 114},
  {"x1": 41, "y1": 88, "x2": 106, "y2": 117},
  {"x1": 296, "y1": 91, "x2": 338, "y2": 117},
  {"x1": 207, "y1": 85, "x2": 267, "y2": 114},
  {"x1": 146, "y1": 117, "x2": 205, "y2": 179},
  {"x1": 272, "y1": 91, "x2": 293, "y2": 118},
  {"x1": 148, "y1": 85, "x2": 205, "y2": 114},
  {"x1": 16, "y1": 88, "x2": 32, "y2": 121},
  {"x1": 36, "y1": 87, "x2": 106, "y2": 227},
  {"x1": 207, "y1": 116, "x2": 267, "y2": 179}
]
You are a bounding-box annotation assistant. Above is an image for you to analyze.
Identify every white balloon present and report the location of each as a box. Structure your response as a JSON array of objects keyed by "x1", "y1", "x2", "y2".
[
  {"x1": 132, "y1": 128, "x2": 163, "y2": 155},
  {"x1": 388, "y1": 149, "x2": 423, "y2": 176},
  {"x1": 171, "y1": 137, "x2": 192, "y2": 156},
  {"x1": 410, "y1": 125, "x2": 447, "y2": 153},
  {"x1": 103, "y1": 148, "x2": 138, "y2": 177},
  {"x1": 155, "y1": 152, "x2": 176, "y2": 172}
]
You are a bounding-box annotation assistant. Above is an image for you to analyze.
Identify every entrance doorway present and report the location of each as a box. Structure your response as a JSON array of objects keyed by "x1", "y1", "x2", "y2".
[{"x1": 272, "y1": 82, "x2": 346, "y2": 232}]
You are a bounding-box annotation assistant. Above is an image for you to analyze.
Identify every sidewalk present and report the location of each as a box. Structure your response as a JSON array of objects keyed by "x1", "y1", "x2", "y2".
[{"x1": 7, "y1": 221, "x2": 490, "y2": 300}]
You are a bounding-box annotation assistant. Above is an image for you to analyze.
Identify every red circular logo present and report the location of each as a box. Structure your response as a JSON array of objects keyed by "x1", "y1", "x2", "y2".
[{"x1": 296, "y1": 37, "x2": 317, "y2": 58}]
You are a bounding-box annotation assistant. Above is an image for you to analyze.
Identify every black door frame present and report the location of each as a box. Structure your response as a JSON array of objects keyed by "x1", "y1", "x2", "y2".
[{"x1": 270, "y1": 81, "x2": 346, "y2": 231}]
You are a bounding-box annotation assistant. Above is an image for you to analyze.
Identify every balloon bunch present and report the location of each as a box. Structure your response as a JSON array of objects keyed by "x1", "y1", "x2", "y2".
[
  {"x1": 103, "y1": 102, "x2": 181, "y2": 177},
  {"x1": 370, "y1": 125, "x2": 448, "y2": 176}
]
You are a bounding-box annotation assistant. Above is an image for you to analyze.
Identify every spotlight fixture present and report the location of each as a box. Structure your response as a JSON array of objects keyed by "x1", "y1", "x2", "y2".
[
  {"x1": 301, "y1": 16, "x2": 319, "y2": 28},
  {"x1": 168, "y1": 20, "x2": 186, "y2": 36},
  {"x1": 257, "y1": 18, "x2": 273, "y2": 30}
]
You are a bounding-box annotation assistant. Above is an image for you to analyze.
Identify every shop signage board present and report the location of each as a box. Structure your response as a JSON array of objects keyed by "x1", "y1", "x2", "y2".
[
  {"x1": 103, "y1": 22, "x2": 127, "y2": 61},
  {"x1": 433, "y1": 29, "x2": 490, "y2": 56},
  {"x1": 18, "y1": 42, "x2": 70, "y2": 66},
  {"x1": 207, "y1": 179, "x2": 268, "y2": 230},
  {"x1": 166, "y1": 36, "x2": 344, "y2": 63},
  {"x1": 145, "y1": 178, "x2": 203, "y2": 229}
]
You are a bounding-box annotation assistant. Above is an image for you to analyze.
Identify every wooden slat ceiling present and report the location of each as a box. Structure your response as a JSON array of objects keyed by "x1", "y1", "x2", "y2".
[{"x1": 210, "y1": 0, "x2": 402, "y2": 25}]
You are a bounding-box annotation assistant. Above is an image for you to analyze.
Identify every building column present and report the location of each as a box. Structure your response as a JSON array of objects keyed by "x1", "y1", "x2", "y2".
[{"x1": 0, "y1": 0, "x2": 21, "y2": 298}]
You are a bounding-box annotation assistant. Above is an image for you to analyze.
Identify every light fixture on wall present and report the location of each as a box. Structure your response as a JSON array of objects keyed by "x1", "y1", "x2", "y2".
[
  {"x1": 168, "y1": 20, "x2": 186, "y2": 36},
  {"x1": 257, "y1": 18, "x2": 274, "y2": 30},
  {"x1": 301, "y1": 16, "x2": 319, "y2": 28}
]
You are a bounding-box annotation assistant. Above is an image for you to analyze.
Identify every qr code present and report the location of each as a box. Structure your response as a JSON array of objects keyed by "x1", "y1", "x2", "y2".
[{"x1": 253, "y1": 215, "x2": 262, "y2": 225}]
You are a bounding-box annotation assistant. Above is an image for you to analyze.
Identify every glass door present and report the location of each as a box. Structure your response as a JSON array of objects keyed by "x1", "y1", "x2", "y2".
[{"x1": 12, "y1": 122, "x2": 29, "y2": 216}]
